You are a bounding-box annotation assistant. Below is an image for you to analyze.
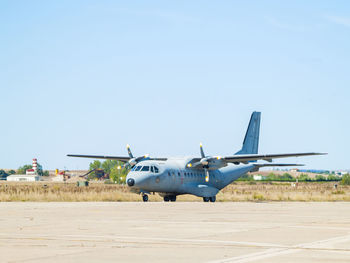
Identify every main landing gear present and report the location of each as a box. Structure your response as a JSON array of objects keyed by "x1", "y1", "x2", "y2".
[
  {"x1": 142, "y1": 194, "x2": 149, "y2": 202},
  {"x1": 203, "y1": 196, "x2": 216, "y2": 202},
  {"x1": 163, "y1": 195, "x2": 177, "y2": 202}
]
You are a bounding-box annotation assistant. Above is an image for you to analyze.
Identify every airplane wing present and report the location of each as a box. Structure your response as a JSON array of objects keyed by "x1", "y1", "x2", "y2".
[
  {"x1": 223, "y1": 152, "x2": 326, "y2": 164},
  {"x1": 67, "y1": 154, "x2": 131, "y2": 162},
  {"x1": 186, "y1": 152, "x2": 326, "y2": 169},
  {"x1": 67, "y1": 154, "x2": 168, "y2": 162}
]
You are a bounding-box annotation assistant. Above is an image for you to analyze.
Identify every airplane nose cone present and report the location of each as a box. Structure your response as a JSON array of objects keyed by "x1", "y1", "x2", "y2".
[{"x1": 127, "y1": 178, "x2": 135, "y2": 187}]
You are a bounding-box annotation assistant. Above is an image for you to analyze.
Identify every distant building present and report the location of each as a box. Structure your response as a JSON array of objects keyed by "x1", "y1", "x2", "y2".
[
  {"x1": 7, "y1": 158, "x2": 41, "y2": 182},
  {"x1": 336, "y1": 171, "x2": 349, "y2": 176},
  {"x1": 7, "y1": 174, "x2": 40, "y2": 182},
  {"x1": 253, "y1": 175, "x2": 266, "y2": 181}
]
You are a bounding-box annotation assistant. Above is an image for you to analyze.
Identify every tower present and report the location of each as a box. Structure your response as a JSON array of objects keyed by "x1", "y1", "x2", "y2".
[{"x1": 32, "y1": 159, "x2": 38, "y2": 173}]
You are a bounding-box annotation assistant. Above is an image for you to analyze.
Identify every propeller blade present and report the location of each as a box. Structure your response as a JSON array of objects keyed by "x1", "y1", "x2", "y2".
[
  {"x1": 205, "y1": 168, "x2": 209, "y2": 182},
  {"x1": 200, "y1": 143, "x2": 205, "y2": 158},
  {"x1": 126, "y1": 144, "x2": 134, "y2": 158}
]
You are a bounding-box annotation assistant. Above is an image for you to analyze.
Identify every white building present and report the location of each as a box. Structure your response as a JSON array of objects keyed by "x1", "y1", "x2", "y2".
[
  {"x1": 7, "y1": 158, "x2": 42, "y2": 182},
  {"x1": 7, "y1": 174, "x2": 40, "y2": 182},
  {"x1": 253, "y1": 175, "x2": 266, "y2": 181}
]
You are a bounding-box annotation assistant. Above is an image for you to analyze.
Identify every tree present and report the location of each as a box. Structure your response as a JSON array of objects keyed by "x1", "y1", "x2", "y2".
[
  {"x1": 36, "y1": 163, "x2": 45, "y2": 176},
  {"x1": 8, "y1": 170, "x2": 16, "y2": 175},
  {"x1": 88, "y1": 160, "x2": 102, "y2": 180},
  {"x1": 17, "y1": 163, "x2": 45, "y2": 176},
  {"x1": 298, "y1": 173, "x2": 310, "y2": 182},
  {"x1": 89, "y1": 160, "x2": 102, "y2": 170},
  {"x1": 237, "y1": 174, "x2": 253, "y2": 181},
  {"x1": 102, "y1": 160, "x2": 121, "y2": 174},
  {"x1": 17, "y1": 164, "x2": 32, "y2": 174},
  {"x1": 266, "y1": 173, "x2": 278, "y2": 181},
  {"x1": 0, "y1": 170, "x2": 8, "y2": 179},
  {"x1": 280, "y1": 173, "x2": 294, "y2": 181},
  {"x1": 109, "y1": 166, "x2": 127, "y2": 184},
  {"x1": 327, "y1": 174, "x2": 341, "y2": 181},
  {"x1": 109, "y1": 166, "x2": 119, "y2": 183},
  {"x1": 341, "y1": 174, "x2": 350, "y2": 185},
  {"x1": 315, "y1": 174, "x2": 326, "y2": 181}
]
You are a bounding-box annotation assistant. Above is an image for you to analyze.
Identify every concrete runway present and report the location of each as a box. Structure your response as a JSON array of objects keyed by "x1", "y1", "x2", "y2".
[{"x1": 0, "y1": 202, "x2": 350, "y2": 263}]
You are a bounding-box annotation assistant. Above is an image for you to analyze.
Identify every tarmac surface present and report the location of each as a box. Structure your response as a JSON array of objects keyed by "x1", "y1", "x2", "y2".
[{"x1": 0, "y1": 202, "x2": 350, "y2": 263}]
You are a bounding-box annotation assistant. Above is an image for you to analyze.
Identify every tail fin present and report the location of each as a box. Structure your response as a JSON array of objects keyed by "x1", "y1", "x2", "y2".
[{"x1": 235, "y1": 111, "x2": 261, "y2": 155}]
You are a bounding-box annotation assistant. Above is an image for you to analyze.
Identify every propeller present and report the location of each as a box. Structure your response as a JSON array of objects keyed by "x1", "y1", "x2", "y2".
[
  {"x1": 199, "y1": 143, "x2": 210, "y2": 182},
  {"x1": 187, "y1": 143, "x2": 211, "y2": 182},
  {"x1": 188, "y1": 143, "x2": 224, "y2": 182},
  {"x1": 118, "y1": 144, "x2": 150, "y2": 169}
]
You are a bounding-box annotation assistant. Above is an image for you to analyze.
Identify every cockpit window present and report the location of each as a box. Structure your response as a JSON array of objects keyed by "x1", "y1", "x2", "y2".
[
  {"x1": 141, "y1": 166, "x2": 150, "y2": 172},
  {"x1": 150, "y1": 166, "x2": 154, "y2": 172},
  {"x1": 154, "y1": 166, "x2": 159, "y2": 173},
  {"x1": 134, "y1": 166, "x2": 142, "y2": 171}
]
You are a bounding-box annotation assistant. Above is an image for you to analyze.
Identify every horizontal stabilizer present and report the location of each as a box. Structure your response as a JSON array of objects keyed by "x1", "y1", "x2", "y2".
[{"x1": 253, "y1": 163, "x2": 304, "y2": 168}]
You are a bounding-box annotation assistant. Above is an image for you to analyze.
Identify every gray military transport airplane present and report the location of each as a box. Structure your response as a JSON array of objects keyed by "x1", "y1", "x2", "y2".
[{"x1": 68, "y1": 112, "x2": 325, "y2": 202}]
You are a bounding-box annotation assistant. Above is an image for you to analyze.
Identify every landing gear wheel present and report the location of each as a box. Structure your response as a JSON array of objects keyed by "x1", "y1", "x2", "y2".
[
  {"x1": 164, "y1": 196, "x2": 170, "y2": 202},
  {"x1": 203, "y1": 197, "x2": 210, "y2": 202},
  {"x1": 142, "y1": 194, "x2": 148, "y2": 202},
  {"x1": 209, "y1": 196, "x2": 216, "y2": 202},
  {"x1": 170, "y1": 195, "x2": 177, "y2": 202}
]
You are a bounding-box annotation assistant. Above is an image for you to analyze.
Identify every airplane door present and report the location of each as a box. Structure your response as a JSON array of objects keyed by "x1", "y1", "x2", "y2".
[
  {"x1": 180, "y1": 169, "x2": 184, "y2": 185},
  {"x1": 172, "y1": 170, "x2": 176, "y2": 182}
]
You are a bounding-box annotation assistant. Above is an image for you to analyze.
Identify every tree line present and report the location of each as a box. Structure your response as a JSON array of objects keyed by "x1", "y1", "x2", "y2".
[{"x1": 238, "y1": 172, "x2": 350, "y2": 185}]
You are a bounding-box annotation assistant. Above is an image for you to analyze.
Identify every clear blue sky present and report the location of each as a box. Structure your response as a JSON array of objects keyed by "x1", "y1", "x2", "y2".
[{"x1": 1, "y1": 1, "x2": 349, "y2": 170}]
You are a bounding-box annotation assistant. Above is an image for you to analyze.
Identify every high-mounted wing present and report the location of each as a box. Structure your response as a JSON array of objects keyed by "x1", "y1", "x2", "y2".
[
  {"x1": 67, "y1": 154, "x2": 131, "y2": 162},
  {"x1": 223, "y1": 152, "x2": 326, "y2": 164},
  {"x1": 67, "y1": 145, "x2": 168, "y2": 168},
  {"x1": 186, "y1": 151, "x2": 326, "y2": 170},
  {"x1": 67, "y1": 154, "x2": 167, "y2": 161}
]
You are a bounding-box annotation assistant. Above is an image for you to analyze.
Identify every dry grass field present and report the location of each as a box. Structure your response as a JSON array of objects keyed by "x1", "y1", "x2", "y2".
[{"x1": 0, "y1": 181, "x2": 349, "y2": 202}]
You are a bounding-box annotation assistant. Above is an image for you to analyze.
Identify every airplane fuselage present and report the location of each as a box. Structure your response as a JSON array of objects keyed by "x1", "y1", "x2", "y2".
[{"x1": 126, "y1": 157, "x2": 255, "y2": 199}]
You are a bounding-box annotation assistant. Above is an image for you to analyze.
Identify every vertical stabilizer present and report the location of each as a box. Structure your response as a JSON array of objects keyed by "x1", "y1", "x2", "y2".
[{"x1": 235, "y1": 112, "x2": 261, "y2": 155}]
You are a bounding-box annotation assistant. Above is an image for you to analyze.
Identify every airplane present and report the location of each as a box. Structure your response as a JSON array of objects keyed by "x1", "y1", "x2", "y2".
[{"x1": 67, "y1": 112, "x2": 326, "y2": 202}]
